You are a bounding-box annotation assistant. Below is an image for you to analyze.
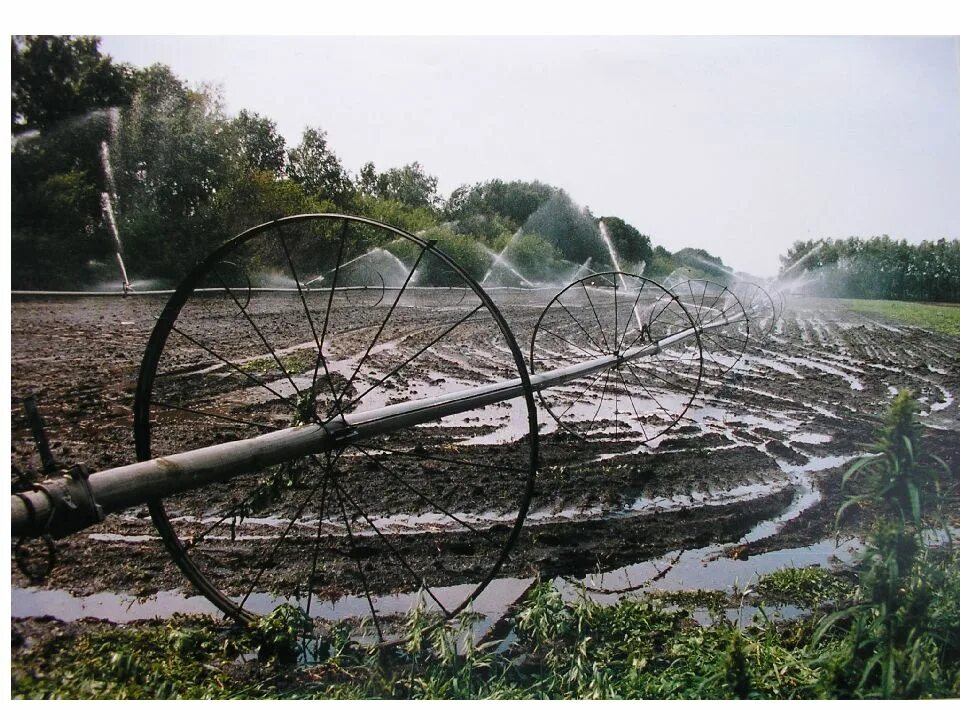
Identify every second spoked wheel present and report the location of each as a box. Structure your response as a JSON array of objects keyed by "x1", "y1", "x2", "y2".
[
  {"x1": 530, "y1": 273, "x2": 703, "y2": 445},
  {"x1": 133, "y1": 214, "x2": 538, "y2": 643},
  {"x1": 664, "y1": 279, "x2": 749, "y2": 377}
]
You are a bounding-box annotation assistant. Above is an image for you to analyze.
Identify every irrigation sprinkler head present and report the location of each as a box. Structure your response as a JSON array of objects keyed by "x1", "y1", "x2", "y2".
[{"x1": 530, "y1": 272, "x2": 704, "y2": 445}]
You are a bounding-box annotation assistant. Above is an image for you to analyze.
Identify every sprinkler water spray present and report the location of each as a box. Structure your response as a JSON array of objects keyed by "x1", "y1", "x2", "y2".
[{"x1": 11, "y1": 213, "x2": 779, "y2": 643}]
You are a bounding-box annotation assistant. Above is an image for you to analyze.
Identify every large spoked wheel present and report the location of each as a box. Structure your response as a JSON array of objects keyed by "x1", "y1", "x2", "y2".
[
  {"x1": 664, "y1": 279, "x2": 749, "y2": 377},
  {"x1": 530, "y1": 272, "x2": 703, "y2": 445},
  {"x1": 134, "y1": 214, "x2": 538, "y2": 644},
  {"x1": 732, "y1": 282, "x2": 778, "y2": 344}
]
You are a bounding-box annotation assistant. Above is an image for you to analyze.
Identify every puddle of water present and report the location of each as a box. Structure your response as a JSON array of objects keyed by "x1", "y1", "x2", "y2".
[
  {"x1": 744, "y1": 454, "x2": 857, "y2": 544},
  {"x1": 741, "y1": 353, "x2": 805, "y2": 378},
  {"x1": 729, "y1": 384, "x2": 841, "y2": 420},
  {"x1": 12, "y1": 577, "x2": 535, "y2": 642},
  {"x1": 11, "y1": 588, "x2": 221, "y2": 622},
  {"x1": 624, "y1": 478, "x2": 789, "y2": 515},
  {"x1": 565, "y1": 536, "x2": 864, "y2": 598},
  {"x1": 87, "y1": 533, "x2": 157, "y2": 544},
  {"x1": 177, "y1": 475, "x2": 791, "y2": 539},
  {"x1": 790, "y1": 432, "x2": 832, "y2": 445},
  {"x1": 930, "y1": 387, "x2": 954, "y2": 413},
  {"x1": 767, "y1": 353, "x2": 865, "y2": 391},
  {"x1": 690, "y1": 604, "x2": 806, "y2": 628}
]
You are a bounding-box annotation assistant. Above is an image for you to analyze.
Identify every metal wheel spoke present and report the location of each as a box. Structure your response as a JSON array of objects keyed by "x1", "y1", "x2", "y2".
[
  {"x1": 556, "y1": 299, "x2": 607, "y2": 356},
  {"x1": 630, "y1": 358, "x2": 698, "y2": 394},
  {"x1": 311, "y1": 219, "x2": 350, "y2": 417},
  {"x1": 168, "y1": 325, "x2": 299, "y2": 412},
  {"x1": 536, "y1": 325, "x2": 602, "y2": 361},
  {"x1": 238, "y1": 450, "x2": 343, "y2": 611},
  {"x1": 340, "y1": 303, "x2": 484, "y2": 415},
  {"x1": 614, "y1": 367, "x2": 650, "y2": 442},
  {"x1": 277, "y1": 230, "x2": 340, "y2": 424},
  {"x1": 580, "y1": 280, "x2": 611, "y2": 352},
  {"x1": 331, "y1": 478, "x2": 384, "y2": 642},
  {"x1": 149, "y1": 399, "x2": 277, "y2": 432},
  {"x1": 333, "y1": 242, "x2": 429, "y2": 412},
  {"x1": 334, "y1": 479, "x2": 453, "y2": 618},
  {"x1": 303, "y1": 452, "x2": 334, "y2": 619},
  {"x1": 615, "y1": 287, "x2": 648, "y2": 355},
  {"x1": 553, "y1": 370, "x2": 608, "y2": 422},
  {"x1": 613, "y1": 279, "x2": 619, "y2": 352},
  {"x1": 623, "y1": 363, "x2": 681, "y2": 421},
  {"x1": 352, "y1": 443, "x2": 528, "y2": 474},
  {"x1": 584, "y1": 368, "x2": 615, "y2": 434},
  {"x1": 215, "y1": 268, "x2": 301, "y2": 399},
  {"x1": 351, "y1": 445, "x2": 502, "y2": 551}
]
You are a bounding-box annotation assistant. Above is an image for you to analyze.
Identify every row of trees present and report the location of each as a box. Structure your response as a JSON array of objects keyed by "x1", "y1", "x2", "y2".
[
  {"x1": 12, "y1": 35, "x2": 723, "y2": 290},
  {"x1": 779, "y1": 237, "x2": 960, "y2": 303}
]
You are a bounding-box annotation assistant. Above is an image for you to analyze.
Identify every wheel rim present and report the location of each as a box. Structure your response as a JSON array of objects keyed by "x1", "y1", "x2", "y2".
[
  {"x1": 530, "y1": 272, "x2": 703, "y2": 445},
  {"x1": 732, "y1": 282, "x2": 777, "y2": 344},
  {"x1": 665, "y1": 279, "x2": 749, "y2": 377},
  {"x1": 134, "y1": 214, "x2": 538, "y2": 643}
]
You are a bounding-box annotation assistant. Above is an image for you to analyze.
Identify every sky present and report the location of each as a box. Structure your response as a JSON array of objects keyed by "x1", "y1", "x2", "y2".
[{"x1": 92, "y1": 34, "x2": 960, "y2": 277}]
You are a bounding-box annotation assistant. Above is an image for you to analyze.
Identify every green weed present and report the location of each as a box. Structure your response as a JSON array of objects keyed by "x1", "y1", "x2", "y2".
[{"x1": 754, "y1": 566, "x2": 854, "y2": 608}]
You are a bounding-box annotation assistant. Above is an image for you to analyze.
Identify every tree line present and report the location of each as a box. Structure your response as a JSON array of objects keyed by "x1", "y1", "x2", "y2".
[
  {"x1": 12, "y1": 35, "x2": 732, "y2": 290},
  {"x1": 779, "y1": 237, "x2": 960, "y2": 303}
]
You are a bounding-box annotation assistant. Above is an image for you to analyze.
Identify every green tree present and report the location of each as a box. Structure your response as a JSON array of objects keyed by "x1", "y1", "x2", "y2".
[
  {"x1": 11, "y1": 36, "x2": 137, "y2": 288},
  {"x1": 672, "y1": 247, "x2": 731, "y2": 282},
  {"x1": 111, "y1": 64, "x2": 240, "y2": 278},
  {"x1": 497, "y1": 231, "x2": 565, "y2": 284},
  {"x1": 287, "y1": 126, "x2": 353, "y2": 205},
  {"x1": 778, "y1": 237, "x2": 960, "y2": 302},
  {"x1": 230, "y1": 110, "x2": 287, "y2": 176},
  {"x1": 411, "y1": 225, "x2": 488, "y2": 286},
  {"x1": 12, "y1": 35, "x2": 135, "y2": 134},
  {"x1": 598, "y1": 216, "x2": 652, "y2": 268},
  {"x1": 445, "y1": 179, "x2": 557, "y2": 228},
  {"x1": 644, "y1": 245, "x2": 679, "y2": 280},
  {"x1": 357, "y1": 161, "x2": 440, "y2": 211},
  {"x1": 522, "y1": 190, "x2": 600, "y2": 265}
]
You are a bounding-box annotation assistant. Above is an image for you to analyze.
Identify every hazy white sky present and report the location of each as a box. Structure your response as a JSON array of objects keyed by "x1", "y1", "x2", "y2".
[{"x1": 98, "y1": 35, "x2": 960, "y2": 276}]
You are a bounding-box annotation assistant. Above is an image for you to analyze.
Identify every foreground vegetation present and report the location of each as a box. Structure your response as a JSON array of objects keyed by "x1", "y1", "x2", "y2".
[
  {"x1": 12, "y1": 392, "x2": 959, "y2": 699},
  {"x1": 843, "y1": 299, "x2": 960, "y2": 336}
]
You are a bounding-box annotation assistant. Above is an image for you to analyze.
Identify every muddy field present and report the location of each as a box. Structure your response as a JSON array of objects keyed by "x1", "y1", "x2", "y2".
[{"x1": 10, "y1": 290, "x2": 960, "y2": 639}]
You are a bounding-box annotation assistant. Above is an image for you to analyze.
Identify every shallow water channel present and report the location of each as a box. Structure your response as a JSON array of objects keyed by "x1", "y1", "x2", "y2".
[{"x1": 11, "y1": 441, "x2": 863, "y2": 637}]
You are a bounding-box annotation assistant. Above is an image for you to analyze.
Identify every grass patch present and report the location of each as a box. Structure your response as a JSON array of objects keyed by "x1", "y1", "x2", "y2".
[
  {"x1": 238, "y1": 349, "x2": 317, "y2": 376},
  {"x1": 843, "y1": 299, "x2": 960, "y2": 335},
  {"x1": 14, "y1": 556, "x2": 960, "y2": 700},
  {"x1": 753, "y1": 566, "x2": 855, "y2": 608}
]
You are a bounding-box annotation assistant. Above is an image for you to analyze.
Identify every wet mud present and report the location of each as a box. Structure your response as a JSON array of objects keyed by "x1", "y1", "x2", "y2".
[{"x1": 10, "y1": 293, "x2": 960, "y2": 629}]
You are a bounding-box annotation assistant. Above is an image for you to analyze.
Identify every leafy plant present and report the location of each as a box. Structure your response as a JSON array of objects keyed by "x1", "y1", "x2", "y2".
[
  {"x1": 809, "y1": 390, "x2": 959, "y2": 698},
  {"x1": 839, "y1": 389, "x2": 951, "y2": 531},
  {"x1": 754, "y1": 566, "x2": 854, "y2": 608}
]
